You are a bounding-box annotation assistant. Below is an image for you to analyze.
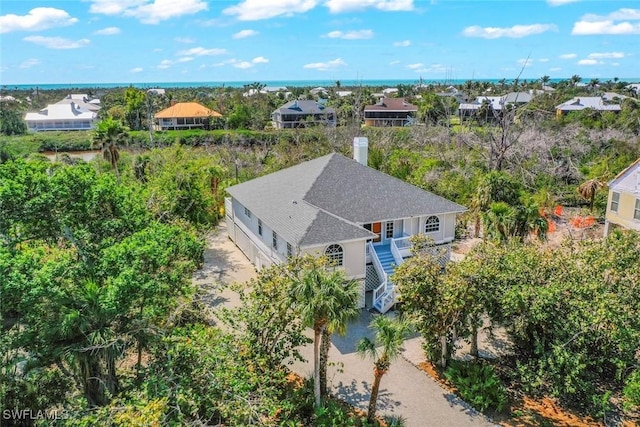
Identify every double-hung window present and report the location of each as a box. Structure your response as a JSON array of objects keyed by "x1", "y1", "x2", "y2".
[
  {"x1": 272, "y1": 231, "x2": 278, "y2": 250},
  {"x1": 610, "y1": 192, "x2": 620, "y2": 213},
  {"x1": 634, "y1": 199, "x2": 640, "y2": 221}
]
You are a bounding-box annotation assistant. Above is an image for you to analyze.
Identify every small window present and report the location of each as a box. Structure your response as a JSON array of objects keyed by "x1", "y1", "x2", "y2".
[
  {"x1": 424, "y1": 215, "x2": 440, "y2": 233},
  {"x1": 610, "y1": 192, "x2": 620, "y2": 213},
  {"x1": 385, "y1": 222, "x2": 394, "y2": 239},
  {"x1": 272, "y1": 231, "x2": 278, "y2": 250},
  {"x1": 634, "y1": 199, "x2": 640, "y2": 221},
  {"x1": 258, "y1": 219, "x2": 262, "y2": 236},
  {"x1": 325, "y1": 244, "x2": 343, "y2": 267},
  {"x1": 244, "y1": 207, "x2": 252, "y2": 218},
  {"x1": 287, "y1": 243, "x2": 292, "y2": 257}
]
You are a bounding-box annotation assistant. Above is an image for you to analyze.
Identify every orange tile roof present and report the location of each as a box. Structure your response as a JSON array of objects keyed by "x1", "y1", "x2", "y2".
[{"x1": 154, "y1": 102, "x2": 222, "y2": 119}]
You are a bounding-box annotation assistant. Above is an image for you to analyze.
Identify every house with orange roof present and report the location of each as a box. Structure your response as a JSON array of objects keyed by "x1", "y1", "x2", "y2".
[
  {"x1": 154, "y1": 102, "x2": 222, "y2": 130},
  {"x1": 604, "y1": 157, "x2": 640, "y2": 236}
]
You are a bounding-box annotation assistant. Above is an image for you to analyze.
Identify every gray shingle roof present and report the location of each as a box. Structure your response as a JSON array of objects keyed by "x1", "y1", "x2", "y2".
[
  {"x1": 227, "y1": 153, "x2": 467, "y2": 247},
  {"x1": 273, "y1": 100, "x2": 335, "y2": 115},
  {"x1": 555, "y1": 97, "x2": 622, "y2": 112}
]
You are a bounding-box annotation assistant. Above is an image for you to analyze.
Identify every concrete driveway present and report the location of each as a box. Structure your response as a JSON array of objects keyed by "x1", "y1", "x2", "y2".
[{"x1": 196, "y1": 223, "x2": 496, "y2": 427}]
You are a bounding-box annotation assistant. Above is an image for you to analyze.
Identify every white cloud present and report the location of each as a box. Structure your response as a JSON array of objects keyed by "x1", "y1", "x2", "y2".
[
  {"x1": 177, "y1": 56, "x2": 194, "y2": 63},
  {"x1": 89, "y1": 0, "x2": 208, "y2": 24},
  {"x1": 252, "y1": 56, "x2": 269, "y2": 63},
  {"x1": 577, "y1": 59, "x2": 602, "y2": 65},
  {"x1": 0, "y1": 7, "x2": 78, "y2": 34},
  {"x1": 23, "y1": 36, "x2": 90, "y2": 49},
  {"x1": 572, "y1": 9, "x2": 640, "y2": 35},
  {"x1": 178, "y1": 47, "x2": 227, "y2": 56},
  {"x1": 550, "y1": 67, "x2": 562, "y2": 72},
  {"x1": 517, "y1": 58, "x2": 533, "y2": 67},
  {"x1": 233, "y1": 61, "x2": 253, "y2": 69},
  {"x1": 233, "y1": 29, "x2": 259, "y2": 39},
  {"x1": 224, "y1": 0, "x2": 318, "y2": 21},
  {"x1": 588, "y1": 52, "x2": 625, "y2": 59},
  {"x1": 303, "y1": 57, "x2": 346, "y2": 71},
  {"x1": 325, "y1": 0, "x2": 414, "y2": 13},
  {"x1": 174, "y1": 37, "x2": 195, "y2": 43},
  {"x1": 547, "y1": 0, "x2": 580, "y2": 6},
  {"x1": 19, "y1": 58, "x2": 40, "y2": 69},
  {"x1": 393, "y1": 40, "x2": 411, "y2": 47},
  {"x1": 462, "y1": 23, "x2": 557, "y2": 38},
  {"x1": 389, "y1": 60, "x2": 400, "y2": 65},
  {"x1": 406, "y1": 62, "x2": 446, "y2": 73},
  {"x1": 559, "y1": 53, "x2": 577, "y2": 59},
  {"x1": 158, "y1": 59, "x2": 173, "y2": 69},
  {"x1": 326, "y1": 29, "x2": 373, "y2": 39},
  {"x1": 93, "y1": 26, "x2": 121, "y2": 35},
  {"x1": 130, "y1": 67, "x2": 143, "y2": 73},
  {"x1": 539, "y1": 58, "x2": 550, "y2": 62}
]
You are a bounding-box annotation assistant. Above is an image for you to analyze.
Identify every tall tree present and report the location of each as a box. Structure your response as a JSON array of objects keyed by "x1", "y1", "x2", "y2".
[
  {"x1": 357, "y1": 315, "x2": 410, "y2": 422},
  {"x1": 291, "y1": 256, "x2": 359, "y2": 407},
  {"x1": 92, "y1": 117, "x2": 129, "y2": 181}
]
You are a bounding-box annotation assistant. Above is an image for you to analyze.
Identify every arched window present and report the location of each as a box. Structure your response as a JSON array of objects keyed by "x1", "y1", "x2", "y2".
[
  {"x1": 424, "y1": 215, "x2": 440, "y2": 233},
  {"x1": 325, "y1": 244, "x2": 344, "y2": 267}
]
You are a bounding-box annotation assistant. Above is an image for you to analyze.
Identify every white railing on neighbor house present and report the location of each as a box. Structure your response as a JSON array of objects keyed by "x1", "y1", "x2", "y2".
[{"x1": 369, "y1": 242, "x2": 392, "y2": 304}]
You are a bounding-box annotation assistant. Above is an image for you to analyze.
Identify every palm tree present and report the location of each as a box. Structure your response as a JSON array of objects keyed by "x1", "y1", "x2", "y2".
[
  {"x1": 357, "y1": 315, "x2": 410, "y2": 423},
  {"x1": 588, "y1": 78, "x2": 600, "y2": 91},
  {"x1": 92, "y1": 117, "x2": 128, "y2": 182},
  {"x1": 540, "y1": 75, "x2": 551, "y2": 88},
  {"x1": 570, "y1": 74, "x2": 582, "y2": 87},
  {"x1": 319, "y1": 281, "x2": 359, "y2": 397},
  {"x1": 292, "y1": 257, "x2": 359, "y2": 407},
  {"x1": 577, "y1": 178, "x2": 603, "y2": 212}
]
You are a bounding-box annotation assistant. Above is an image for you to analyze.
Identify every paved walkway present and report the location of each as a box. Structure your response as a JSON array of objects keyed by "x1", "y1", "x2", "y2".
[{"x1": 196, "y1": 224, "x2": 496, "y2": 427}]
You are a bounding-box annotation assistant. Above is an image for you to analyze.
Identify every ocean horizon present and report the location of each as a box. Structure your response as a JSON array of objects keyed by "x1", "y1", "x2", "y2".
[{"x1": 3, "y1": 77, "x2": 639, "y2": 91}]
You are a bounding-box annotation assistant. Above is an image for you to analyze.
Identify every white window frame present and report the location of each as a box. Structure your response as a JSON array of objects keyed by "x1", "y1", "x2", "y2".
[
  {"x1": 272, "y1": 231, "x2": 278, "y2": 250},
  {"x1": 244, "y1": 207, "x2": 252, "y2": 218},
  {"x1": 634, "y1": 198, "x2": 640, "y2": 221},
  {"x1": 258, "y1": 219, "x2": 262, "y2": 236},
  {"x1": 610, "y1": 192, "x2": 620, "y2": 213},
  {"x1": 385, "y1": 222, "x2": 394, "y2": 239},
  {"x1": 424, "y1": 215, "x2": 440, "y2": 233},
  {"x1": 287, "y1": 242, "x2": 292, "y2": 258},
  {"x1": 325, "y1": 244, "x2": 344, "y2": 267}
]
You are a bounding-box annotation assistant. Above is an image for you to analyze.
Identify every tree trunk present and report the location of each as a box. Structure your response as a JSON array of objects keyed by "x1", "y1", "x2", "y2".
[
  {"x1": 440, "y1": 335, "x2": 447, "y2": 368},
  {"x1": 313, "y1": 326, "x2": 322, "y2": 408},
  {"x1": 470, "y1": 324, "x2": 479, "y2": 359},
  {"x1": 367, "y1": 369, "x2": 384, "y2": 423},
  {"x1": 474, "y1": 214, "x2": 481, "y2": 238},
  {"x1": 320, "y1": 327, "x2": 330, "y2": 398}
]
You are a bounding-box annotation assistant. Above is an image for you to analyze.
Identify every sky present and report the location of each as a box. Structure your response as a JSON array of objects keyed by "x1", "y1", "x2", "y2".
[{"x1": 1, "y1": 0, "x2": 639, "y2": 85}]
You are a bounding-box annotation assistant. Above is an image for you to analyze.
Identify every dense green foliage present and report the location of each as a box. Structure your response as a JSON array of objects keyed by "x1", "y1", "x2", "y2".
[{"x1": 444, "y1": 361, "x2": 507, "y2": 413}]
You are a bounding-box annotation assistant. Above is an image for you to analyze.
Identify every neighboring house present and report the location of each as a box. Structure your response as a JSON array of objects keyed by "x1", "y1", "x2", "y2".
[
  {"x1": 335, "y1": 90, "x2": 353, "y2": 97},
  {"x1": 147, "y1": 88, "x2": 166, "y2": 95},
  {"x1": 154, "y1": 102, "x2": 222, "y2": 130},
  {"x1": 436, "y1": 87, "x2": 469, "y2": 103},
  {"x1": 363, "y1": 97, "x2": 418, "y2": 127},
  {"x1": 604, "y1": 158, "x2": 640, "y2": 236},
  {"x1": 271, "y1": 100, "x2": 336, "y2": 129},
  {"x1": 555, "y1": 96, "x2": 623, "y2": 116},
  {"x1": 458, "y1": 92, "x2": 531, "y2": 120},
  {"x1": 25, "y1": 102, "x2": 98, "y2": 132},
  {"x1": 55, "y1": 95, "x2": 101, "y2": 112},
  {"x1": 225, "y1": 137, "x2": 467, "y2": 313}
]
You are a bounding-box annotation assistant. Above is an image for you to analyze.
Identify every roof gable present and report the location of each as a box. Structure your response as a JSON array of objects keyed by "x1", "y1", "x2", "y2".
[
  {"x1": 609, "y1": 157, "x2": 640, "y2": 191},
  {"x1": 364, "y1": 97, "x2": 417, "y2": 112},
  {"x1": 227, "y1": 153, "x2": 466, "y2": 246}
]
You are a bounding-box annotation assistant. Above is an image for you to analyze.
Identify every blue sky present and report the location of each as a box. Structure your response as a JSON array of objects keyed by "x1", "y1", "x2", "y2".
[{"x1": 1, "y1": 0, "x2": 639, "y2": 85}]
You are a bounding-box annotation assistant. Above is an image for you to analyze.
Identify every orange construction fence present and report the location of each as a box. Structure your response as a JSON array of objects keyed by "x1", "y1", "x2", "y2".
[{"x1": 570, "y1": 216, "x2": 596, "y2": 228}]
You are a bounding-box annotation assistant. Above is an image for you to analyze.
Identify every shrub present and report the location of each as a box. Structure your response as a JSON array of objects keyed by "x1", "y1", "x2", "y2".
[
  {"x1": 444, "y1": 360, "x2": 508, "y2": 413},
  {"x1": 624, "y1": 370, "x2": 640, "y2": 411}
]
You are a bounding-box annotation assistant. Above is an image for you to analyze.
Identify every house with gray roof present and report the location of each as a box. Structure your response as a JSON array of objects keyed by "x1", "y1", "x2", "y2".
[
  {"x1": 271, "y1": 100, "x2": 336, "y2": 129},
  {"x1": 225, "y1": 137, "x2": 467, "y2": 313},
  {"x1": 556, "y1": 95, "x2": 622, "y2": 116}
]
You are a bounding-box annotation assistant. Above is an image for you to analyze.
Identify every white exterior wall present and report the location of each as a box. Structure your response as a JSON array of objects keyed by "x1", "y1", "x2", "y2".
[
  {"x1": 301, "y1": 240, "x2": 367, "y2": 280},
  {"x1": 419, "y1": 213, "x2": 457, "y2": 243}
]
